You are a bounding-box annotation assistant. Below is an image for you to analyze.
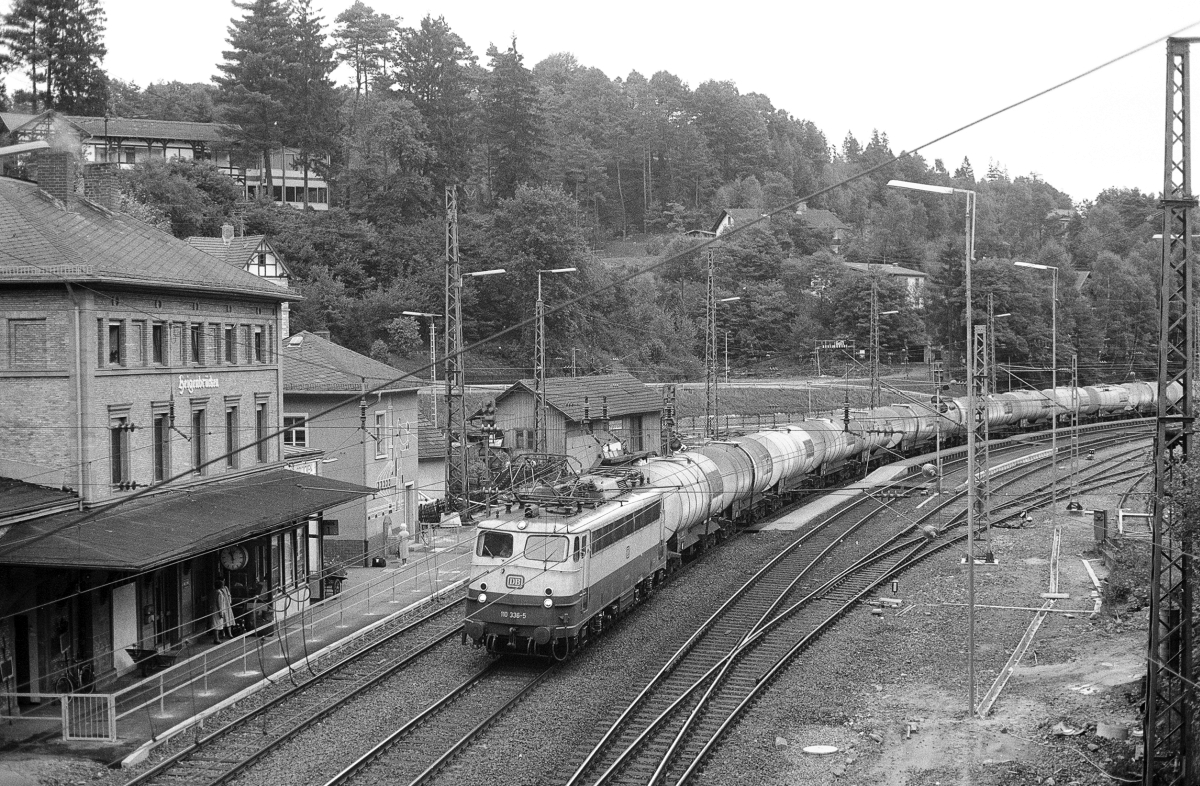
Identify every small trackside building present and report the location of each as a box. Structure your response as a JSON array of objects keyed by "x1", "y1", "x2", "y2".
[
  {"x1": 492, "y1": 373, "x2": 664, "y2": 471},
  {"x1": 281, "y1": 331, "x2": 421, "y2": 568}
]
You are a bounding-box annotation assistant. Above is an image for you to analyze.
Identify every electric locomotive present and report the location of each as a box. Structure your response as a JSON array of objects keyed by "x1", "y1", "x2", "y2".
[{"x1": 463, "y1": 469, "x2": 668, "y2": 657}]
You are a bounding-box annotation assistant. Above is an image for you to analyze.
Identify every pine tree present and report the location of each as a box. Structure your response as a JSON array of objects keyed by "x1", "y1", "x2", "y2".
[
  {"x1": 482, "y1": 38, "x2": 543, "y2": 202},
  {"x1": 393, "y1": 15, "x2": 478, "y2": 192},
  {"x1": 0, "y1": 0, "x2": 107, "y2": 113},
  {"x1": 333, "y1": 1, "x2": 398, "y2": 99},
  {"x1": 214, "y1": 0, "x2": 294, "y2": 191},
  {"x1": 288, "y1": 0, "x2": 338, "y2": 208}
]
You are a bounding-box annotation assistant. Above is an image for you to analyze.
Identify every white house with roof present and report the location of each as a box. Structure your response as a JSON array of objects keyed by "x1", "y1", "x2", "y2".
[
  {"x1": 842, "y1": 262, "x2": 928, "y2": 308},
  {"x1": 712, "y1": 203, "x2": 851, "y2": 254},
  {"x1": 491, "y1": 373, "x2": 663, "y2": 471}
]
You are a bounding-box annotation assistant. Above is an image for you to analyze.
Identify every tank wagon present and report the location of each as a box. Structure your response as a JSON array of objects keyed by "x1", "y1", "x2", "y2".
[{"x1": 463, "y1": 379, "x2": 1174, "y2": 656}]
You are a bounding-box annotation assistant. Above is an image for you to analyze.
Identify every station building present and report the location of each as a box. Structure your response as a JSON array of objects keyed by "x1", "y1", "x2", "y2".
[{"x1": 0, "y1": 148, "x2": 370, "y2": 700}]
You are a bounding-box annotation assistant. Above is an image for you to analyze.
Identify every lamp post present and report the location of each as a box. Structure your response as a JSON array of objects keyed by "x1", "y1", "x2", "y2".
[
  {"x1": 534, "y1": 267, "x2": 577, "y2": 453},
  {"x1": 889, "y1": 179, "x2": 979, "y2": 715},
  {"x1": 1014, "y1": 261, "x2": 1059, "y2": 529},
  {"x1": 402, "y1": 311, "x2": 441, "y2": 425}
]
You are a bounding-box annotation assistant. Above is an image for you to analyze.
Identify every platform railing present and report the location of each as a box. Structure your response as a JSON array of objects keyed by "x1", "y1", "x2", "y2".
[{"x1": 0, "y1": 529, "x2": 475, "y2": 742}]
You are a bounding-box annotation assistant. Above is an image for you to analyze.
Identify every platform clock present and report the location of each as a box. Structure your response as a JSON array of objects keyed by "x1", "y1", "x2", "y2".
[{"x1": 219, "y1": 545, "x2": 248, "y2": 571}]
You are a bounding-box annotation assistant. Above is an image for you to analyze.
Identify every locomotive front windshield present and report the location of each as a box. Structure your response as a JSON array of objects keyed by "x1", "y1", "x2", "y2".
[
  {"x1": 523, "y1": 535, "x2": 568, "y2": 563},
  {"x1": 477, "y1": 531, "x2": 513, "y2": 558}
]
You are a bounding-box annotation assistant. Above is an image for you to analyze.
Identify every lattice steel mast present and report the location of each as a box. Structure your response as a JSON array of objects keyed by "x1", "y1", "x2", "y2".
[
  {"x1": 972, "y1": 323, "x2": 992, "y2": 560},
  {"x1": 704, "y1": 249, "x2": 717, "y2": 438},
  {"x1": 870, "y1": 271, "x2": 881, "y2": 409},
  {"x1": 444, "y1": 186, "x2": 469, "y2": 513},
  {"x1": 1144, "y1": 36, "x2": 1197, "y2": 786},
  {"x1": 534, "y1": 277, "x2": 547, "y2": 452}
]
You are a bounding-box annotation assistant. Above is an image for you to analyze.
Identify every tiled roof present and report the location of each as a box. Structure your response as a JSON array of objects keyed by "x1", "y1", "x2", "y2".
[
  {"x1": 797, "y1": 207, "x2": 850, "y2": 230},
  {"x1": 0, "y1": 477, "x2": 78, "y2": 520},
  {"x1": 0, "y1": 468, "x2": 372, "y2": 570},
  {"x1": 186, "y1": 235, "x2": 268, "y2": 267},
  {"x1": 498, "y1": 373, "x2": 661, "y2": 421},
  {"x1": 0, "y1": 111, "x2": 37, "y2": 131},
  {"x1": 843, "y1": 262, "x2": 927, "y2": 278},
  {"x1": 0, "y1": 176, "x2": 301, "y2": 299},
  {"x1": 282, "y1": 331, "x2": 421, "y2": 393},
  {"x1": 417, "y1": 416, "x2": 445, "y2": 460},
  {"x1": 65, "y1": 115, "x2": 227, "y2": 144}
]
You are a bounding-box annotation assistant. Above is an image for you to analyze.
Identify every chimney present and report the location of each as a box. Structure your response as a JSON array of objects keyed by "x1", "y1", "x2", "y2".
[
  {"x1": 221, "y1": 223, "x2": 235, "y2": 245},
  {"x1": 83, "y1": 163, "x2": 118, "y2": 211},
  {"x1": 33, "y1": 150, "x2": 77, "y2": 204},
  {"x1": 314, "y1": 329, "x2": 331, "y2": 341}
]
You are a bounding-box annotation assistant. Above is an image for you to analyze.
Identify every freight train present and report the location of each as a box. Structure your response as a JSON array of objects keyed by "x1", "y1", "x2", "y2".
[{"x1": 462, "y1": 379, "x2": 1173, "y2": 656}]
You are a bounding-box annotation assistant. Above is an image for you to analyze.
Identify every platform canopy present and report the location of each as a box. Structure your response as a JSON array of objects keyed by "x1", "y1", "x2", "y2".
[{"x1": 0, "y1": 468, "x2": 372, "y2": 571}]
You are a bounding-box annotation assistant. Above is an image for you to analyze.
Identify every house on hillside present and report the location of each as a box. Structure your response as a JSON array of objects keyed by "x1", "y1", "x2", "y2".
[
  {"x1": 0, "y1": 109, "x2": 330, "y2": 210},
  {"x1": 492, "y1": 373, "x2": 663, "y2": 471},
  {"x1": 712, "y1": 208, "x2": 768, "y2": 237},
  {"x1": 795, "y1": 203, "x2": 851, "y2": 254},
  {"x1": 187, "y1": 227, "x2": 293, "y2": 336},
  {"x1": 842, "y1": 262, "x2": 928, "y2": 308},
  {"x1": 281, "y1": 331, "x2": 420, "y2": 567},
  {"x1": 712, "y1": 203, "x2": 850, "y2": 254},
  {"x1": 0, "y1": 147, "x2": 368, "y2": 693}
]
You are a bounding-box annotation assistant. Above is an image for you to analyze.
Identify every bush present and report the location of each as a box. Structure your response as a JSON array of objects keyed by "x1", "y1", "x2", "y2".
[{"x1": 1104, "y1": 537, "x2": 1152, "y2": 611}]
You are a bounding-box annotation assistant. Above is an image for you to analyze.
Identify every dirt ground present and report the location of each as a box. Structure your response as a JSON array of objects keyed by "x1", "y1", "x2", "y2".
[{"x1": 704, "y1": 442, "x2": 1151, "y2": 786}]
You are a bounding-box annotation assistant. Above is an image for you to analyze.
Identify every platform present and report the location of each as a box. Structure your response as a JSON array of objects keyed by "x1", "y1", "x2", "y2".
[{"x1": 0, "y1": 528, "x2": 477, "y2": 766}]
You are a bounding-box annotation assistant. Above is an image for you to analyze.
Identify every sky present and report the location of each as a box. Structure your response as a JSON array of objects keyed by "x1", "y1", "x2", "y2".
[{"x1": 5, "y1": 0, "x2": 1200, "y2": 204}]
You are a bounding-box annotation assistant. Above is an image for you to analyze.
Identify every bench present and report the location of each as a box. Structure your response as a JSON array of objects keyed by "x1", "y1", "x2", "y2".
[{"x1": 125, "y1": 648, "x2": 178, "y2": 677}]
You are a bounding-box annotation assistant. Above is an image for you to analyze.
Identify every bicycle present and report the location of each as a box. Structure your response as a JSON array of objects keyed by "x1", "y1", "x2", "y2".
[{"x1": 54, "y1": 651, "x2": 95, "y2": 695}]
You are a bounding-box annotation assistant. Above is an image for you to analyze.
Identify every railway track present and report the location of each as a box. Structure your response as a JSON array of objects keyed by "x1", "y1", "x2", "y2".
[
  {"x1": 123, "y1": 422, "x2": 1149, "y2": 786},
  {"x1": 561, "y1": 427, "x2": 1149, "y2": 786},
  {"x1": 124, "y1": 599, "x2": 466, "y2": 786},
  {"x1": 322, "y1": 659, "x2": 554, "y2": 786}
]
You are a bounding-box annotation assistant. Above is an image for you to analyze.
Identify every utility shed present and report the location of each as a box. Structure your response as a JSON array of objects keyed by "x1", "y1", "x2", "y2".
[{"x1": 492, "y1": 373, "x2": 663, "y2": 470}]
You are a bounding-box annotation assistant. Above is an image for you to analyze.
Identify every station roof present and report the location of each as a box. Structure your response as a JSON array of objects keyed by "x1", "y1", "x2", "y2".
[
  {"x1": 0, "y1": 468, "x2": 372, "y2": 571},
  {"x1": 0, "y1": 176, "x2": 300, "y2": 300},
  {"x1": 0, "y1": 477, "x2": 78, "y2": 521}
]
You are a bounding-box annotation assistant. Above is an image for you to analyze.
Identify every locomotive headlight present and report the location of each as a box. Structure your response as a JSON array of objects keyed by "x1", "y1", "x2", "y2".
[
  {"x1": 543, "y1": 598, "x2": 554, "y2": 608},
  {"x1": 477, "y1": 592, "x2": 488, "y2": 603}
]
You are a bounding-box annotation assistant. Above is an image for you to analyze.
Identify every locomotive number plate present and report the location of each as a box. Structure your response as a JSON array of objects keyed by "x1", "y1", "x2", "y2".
[{"x1": 506, "y1": 575, "x2": 525, "y2": 589}]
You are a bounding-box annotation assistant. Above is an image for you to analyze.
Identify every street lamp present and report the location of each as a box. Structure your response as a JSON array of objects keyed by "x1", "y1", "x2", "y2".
[
  {"x1": 1013, "y1": 261, "x2": 1060, "y2": 524},
  {"x1": 535, "y1": 267, "x2": 577, "y2": 453},
  {"x1": 889, "y1": 178, "x2": 979, "y2": 716}
]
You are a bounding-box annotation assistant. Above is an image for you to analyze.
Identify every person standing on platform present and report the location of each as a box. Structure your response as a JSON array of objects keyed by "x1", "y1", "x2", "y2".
[
  {"x1": 398, "y1": 523, "x2": 410, "y2": 566},
  {"x1": 212, "y1": 580, "x2": 233, "y2": 644}
]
